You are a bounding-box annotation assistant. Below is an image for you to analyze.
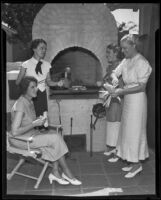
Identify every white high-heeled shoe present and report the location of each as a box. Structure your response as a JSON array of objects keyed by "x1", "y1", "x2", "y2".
[
  {"x1": 104, "y1": 149, "x2": 116, "y2": 156},
  {"x1": 108, "y1": 156, "x2": 119, "y2": 162},
  {"x1": 122, "y1": 166, "x2": 133, "y2": 172},
  {"x1": 124, "y1": 166, "x2": 143, "y2": 178},
  {"x1": 48, "y1": 173, "x2": 69, "y2": 185},
  {"x1": 62, "y1": 173, "x2": 82, "y2": 185}
]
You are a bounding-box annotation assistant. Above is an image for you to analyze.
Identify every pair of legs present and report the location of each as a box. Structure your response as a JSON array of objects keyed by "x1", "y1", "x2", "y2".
[
  {"x1": 32, "y1": 132, "x2": 76, "y2": 179},
  {"x1": 33, "y1": 89, "x2": 48, "y2": 130},
  {"x1": 105, "y1": 121, "x2": 121, "y2": 157},
  {"x1": 51, "y1": 155, "x2": 74, "y2": 179},
  {"x1": 43, "y1": 133, "x2": 81, "y2": 185},
  {"x1": 105, "y1": 100, "x2": 122, "y2": 155},
  {"x1": 33, "y1": 89, "x2": 48, "y2": 118},
  {"x1": 10, "y1": 131, "x2": 75, "y2": 180}
]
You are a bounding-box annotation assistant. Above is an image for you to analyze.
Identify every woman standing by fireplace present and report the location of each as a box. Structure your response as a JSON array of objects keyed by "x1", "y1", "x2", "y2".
[
  {"x1": 110, "y1": 34, "x2": 152, "y2": 178},
  {"x1": 103, "y1": 44, "x2": 124, "y2": 162},
  {"x1": 16, "y1": 39, "x2": 64, "y2": 128}
]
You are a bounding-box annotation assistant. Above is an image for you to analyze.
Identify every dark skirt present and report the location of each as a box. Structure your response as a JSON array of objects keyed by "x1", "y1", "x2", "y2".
[
  {"x1": 33, "y1": 89, "x2": 48, "y2": 117},
  {"x1": 106, "y1": 98, "x2": 123, "y2": 122}
]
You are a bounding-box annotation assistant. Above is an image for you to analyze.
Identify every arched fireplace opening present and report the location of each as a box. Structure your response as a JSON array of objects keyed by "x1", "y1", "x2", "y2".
[{"x1": 50, "y1": 46, "x2": 102, "y2": 87}]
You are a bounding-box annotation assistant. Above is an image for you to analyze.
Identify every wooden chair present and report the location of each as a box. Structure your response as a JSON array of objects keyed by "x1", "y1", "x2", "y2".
[{"x1": 6, "y1": 112, "x2": 62, "y2": 189}]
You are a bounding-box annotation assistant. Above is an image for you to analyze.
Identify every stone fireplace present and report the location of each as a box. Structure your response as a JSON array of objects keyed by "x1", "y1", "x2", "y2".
[
  {"x1": 32, "y1": 3, "x2": 118, "y2": 152},
  {"x1": 32, "y1": 3, "x2": 118, "y2": 76}
]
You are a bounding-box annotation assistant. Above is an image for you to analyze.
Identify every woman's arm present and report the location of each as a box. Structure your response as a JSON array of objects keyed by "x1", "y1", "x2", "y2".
[
  {"x1": 11, "y1": 111, "x2": 34, "y2": 137},
  {"x1": 11, "y1": 111, "x2": 45, "y2": 137},
  {"x1": 111, "y1": 82, "x2": 146, "y2": 97},
  {"x1": 122, "y1": 82, "x2": 146, "y2": 95},
  {"x1": 110, "y1": 59, "x2": 125, "y2": 86},
  {"x1": 110, "y1": 72, "x2": 119, "y2": 86},
  {"x1": 46, "y1": 72, "x2": 64, "y2": 87},
  {"x1": 16, "y1": 67, "x2": 26, "y2": 85}
]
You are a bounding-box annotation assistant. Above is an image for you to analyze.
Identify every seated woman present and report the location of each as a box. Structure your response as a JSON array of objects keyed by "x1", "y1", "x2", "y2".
[{"x1": 9, "y1": 76, "x2": 82, "y2": 185}]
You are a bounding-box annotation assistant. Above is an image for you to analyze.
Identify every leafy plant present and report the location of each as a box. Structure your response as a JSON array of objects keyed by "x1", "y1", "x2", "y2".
[{"x1": 1, "y1": 3, "x2": 44, "y2": 49}]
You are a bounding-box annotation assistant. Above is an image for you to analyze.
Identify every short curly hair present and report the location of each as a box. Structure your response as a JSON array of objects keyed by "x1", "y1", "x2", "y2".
[
  {"x1": 30, "y1": 38, "x2": 47, "y2": 55},
  {"x1": 19, "y1": 76, "x2": 38, "y2": 95},
  {"x1": 106, "y1": 43, "x2": 124, "y2": 60}
]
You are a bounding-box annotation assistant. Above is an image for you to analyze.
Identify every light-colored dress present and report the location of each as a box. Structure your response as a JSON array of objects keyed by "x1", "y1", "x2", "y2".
[
  {"x1": 9, "y1": 96, "x2": 68, "y2": 162},
  {"x1": 113, "y1": 53, "x2": 152, "y2": 162}
]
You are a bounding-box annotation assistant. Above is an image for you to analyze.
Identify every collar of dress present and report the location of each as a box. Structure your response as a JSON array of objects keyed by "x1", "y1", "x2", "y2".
[
  {"x1": 31, "y1": 57, "x2": 43, "y2": 65},
  {"x1": 128, "y1": 53, "x2": 140, "y2": 62}
]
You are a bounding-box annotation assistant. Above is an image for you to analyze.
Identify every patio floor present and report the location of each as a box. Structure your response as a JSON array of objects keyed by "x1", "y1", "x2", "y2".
[{"x1": 6, "y1": 148, "x2": 155, "y2": 197}]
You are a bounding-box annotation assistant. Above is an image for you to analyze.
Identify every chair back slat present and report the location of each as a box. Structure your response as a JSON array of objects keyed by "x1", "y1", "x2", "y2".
[
  {"x1": 6, "y1": 112, "x2": 12, "y2": 150},
  {"x1": 7, "y1": 112, "x2": 12, "y2": 132},
  {"x1": 6, "y1": 131, "x2": 10, "y2": 149}
]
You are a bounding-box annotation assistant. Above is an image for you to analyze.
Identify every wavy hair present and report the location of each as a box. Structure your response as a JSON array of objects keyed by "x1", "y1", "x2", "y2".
[
  {"x1": 19, "y1": 76, "x2": 38, "y2": 95},
  {"x1": 30, "y1": 38, "x2": 47, "y2": 55},
  {"x1": 106, "y1": 43, "x2": 124, "y2": 60}
]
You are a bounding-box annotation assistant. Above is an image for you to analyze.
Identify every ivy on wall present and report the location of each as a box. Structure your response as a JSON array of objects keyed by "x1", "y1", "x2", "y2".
[{"x1": 1, "y1": 3, "x2": 44, "y2": 49}]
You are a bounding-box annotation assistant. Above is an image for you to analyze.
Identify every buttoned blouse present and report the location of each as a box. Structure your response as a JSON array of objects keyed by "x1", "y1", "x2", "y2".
[
  {"x1": 22, "y1": 57, "x2": 51, "y2": 92},
  {"x1": 113, "y1": 53, "x2": 152, "y2": 88}
]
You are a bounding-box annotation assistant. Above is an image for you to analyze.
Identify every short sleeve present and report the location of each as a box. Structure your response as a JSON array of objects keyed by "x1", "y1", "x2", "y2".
[
  {"x1": 48, "y1": 63, "x2": 52, "y2": 69},
  {"x1": 112, "y1": 59, "x2": 126, "y2": 77},
  {"x1": 135, "y1": 59, "x2": 152, "y2": 84},
  {"x1": 12, "y1": 100, "x2": 24, "y2": 113},
  {"x1": 47, "y1": 63, "x2": 52, "y2": 74},
  {"x1": 21, "y1": 60, "x2": 29, "y2": 69}
]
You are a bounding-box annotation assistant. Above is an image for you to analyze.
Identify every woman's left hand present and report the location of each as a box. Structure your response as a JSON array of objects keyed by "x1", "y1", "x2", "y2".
[{"x1": 110, "y1": 88, "x2": 124, "y2": 97}]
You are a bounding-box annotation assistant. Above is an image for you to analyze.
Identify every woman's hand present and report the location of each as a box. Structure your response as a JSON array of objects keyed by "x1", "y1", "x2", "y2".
[
  {"x1": 110, "y1": 88, "x2": 124, "y2": 97},
  {"x1": 96, "y1": 81, "x2": 102, "y2": 87},
  {"x1": 103, "y1": 83, "x2": 115, "y2": 93},
  {"x1": 32, "y1": 117, "x2": 45, "y2": 127},
  {"x1": 57, "y1": 79, "x2": 64, "y2": 87},
  {"x1": 111, "y1": 77, "x2": 119, "y2": 87}
]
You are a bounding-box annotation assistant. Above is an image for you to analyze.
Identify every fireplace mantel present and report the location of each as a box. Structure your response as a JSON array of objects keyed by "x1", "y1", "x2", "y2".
[{"x1": 49, "y1": 87, "x2": 99, "y2": 99}]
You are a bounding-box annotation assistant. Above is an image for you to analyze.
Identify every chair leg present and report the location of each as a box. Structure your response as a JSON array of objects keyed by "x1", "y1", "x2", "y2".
[
  {"x1": 34, "y1": 161, "x2": 49, "y2": 189},
  {"x1": 7, "y1": 158, "x2": 25, "y2": 180}
]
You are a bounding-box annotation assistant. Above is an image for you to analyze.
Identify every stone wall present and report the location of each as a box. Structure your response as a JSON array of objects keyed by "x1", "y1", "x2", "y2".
[
  {"x1": 48, "y1": 98, "x2": 106, "y2": 152},
  {"x1": 32, "y1": 3, "x2": 117, "y2": 76}
]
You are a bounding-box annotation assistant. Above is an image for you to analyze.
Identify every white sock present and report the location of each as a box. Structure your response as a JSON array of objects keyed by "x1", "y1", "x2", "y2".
[{"x1": 106, "y1": 121, "x2": 120, "y2": 147}]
